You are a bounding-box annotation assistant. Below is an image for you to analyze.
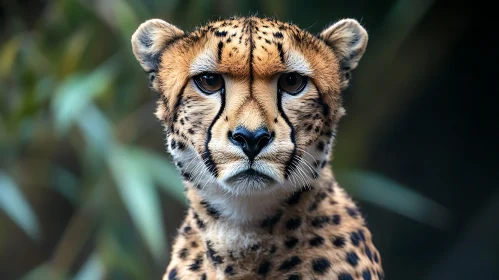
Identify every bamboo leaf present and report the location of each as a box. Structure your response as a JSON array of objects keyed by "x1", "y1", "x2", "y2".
[
  {"x1": 74, "y1": 251, "x2": 105, "y2": 280},
  {"x1": 337, "y1": 169, "x2": 451, "y2": 229},
  {"x1": 51, "y1": 59, "x2": 117, "y2": 135},
  {"x1": 0, "y1": 172, "x2": 41, "y2": 239},
  {"x1": 107, "y1": 145, "x2": 166, "y2": 261}
]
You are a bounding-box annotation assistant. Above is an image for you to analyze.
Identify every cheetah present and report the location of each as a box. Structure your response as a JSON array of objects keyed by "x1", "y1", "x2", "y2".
[{"x1": 131, "y1": 16, "x2": 383, "y2": 280}]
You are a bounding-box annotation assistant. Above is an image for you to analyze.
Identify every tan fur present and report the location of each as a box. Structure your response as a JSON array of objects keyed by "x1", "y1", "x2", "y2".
[{"x1": 131, "y1": 16, "x2": 382, "y2": 280}]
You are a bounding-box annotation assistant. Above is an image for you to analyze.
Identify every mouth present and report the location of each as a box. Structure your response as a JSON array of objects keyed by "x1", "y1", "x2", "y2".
[{"x1": 224, "y1": 168, "x2": 276, "y2": 187}]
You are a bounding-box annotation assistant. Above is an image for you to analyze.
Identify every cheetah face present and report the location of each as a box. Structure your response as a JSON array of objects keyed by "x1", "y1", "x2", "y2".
[{"x1": 131, "y1": 17, "x2": 367, "y2": 196}]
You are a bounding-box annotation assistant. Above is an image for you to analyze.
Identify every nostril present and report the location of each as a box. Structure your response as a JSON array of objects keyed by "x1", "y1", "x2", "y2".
[
  {"x1": 233, "y1": 134, "x2": 247, "y2": 146},
  {"x1": 256, "y1": 134, "x2": 271, "y2": 149},
  {"x1": 229, "y1": 130, "x2": 248, "y2": 147}
]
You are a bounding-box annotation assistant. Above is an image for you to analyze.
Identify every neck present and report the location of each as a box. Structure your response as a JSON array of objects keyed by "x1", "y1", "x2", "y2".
[{"x1": 184, "y1": 166, "x2": 335, "y2": 234}]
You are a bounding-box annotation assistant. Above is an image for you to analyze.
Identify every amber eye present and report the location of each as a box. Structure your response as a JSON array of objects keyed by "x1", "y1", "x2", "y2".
[
  {"x1": 278, "y1": 72, "x2": 308, "y2": 95},
  {"x1": 193, "y1": 73, "x2": 224, "y2": 94}
]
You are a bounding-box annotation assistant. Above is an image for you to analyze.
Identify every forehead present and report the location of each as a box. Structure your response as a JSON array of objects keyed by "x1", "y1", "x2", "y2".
[{"x1": 186, "y1": 17, "x2": 320, "y2": 78}]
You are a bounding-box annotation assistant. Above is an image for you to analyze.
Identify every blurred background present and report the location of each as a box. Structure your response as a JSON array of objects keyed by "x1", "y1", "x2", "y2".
[{"x1": 1, "y1": 0, "x2": 497, "y2": 279}]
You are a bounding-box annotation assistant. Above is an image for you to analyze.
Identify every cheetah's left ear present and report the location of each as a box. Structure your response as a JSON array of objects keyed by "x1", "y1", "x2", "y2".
[
  {"x1": 319, "y1": 19, "x2": 368, "y2": 87},
  {"x1": 131, "y1": 19, "x2": 185, "y2": 90}
]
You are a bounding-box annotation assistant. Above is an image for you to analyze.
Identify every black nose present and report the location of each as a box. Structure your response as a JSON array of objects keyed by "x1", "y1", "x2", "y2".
[{"x1": 229, "y1": 127, "x2": 273, "y2": 160}]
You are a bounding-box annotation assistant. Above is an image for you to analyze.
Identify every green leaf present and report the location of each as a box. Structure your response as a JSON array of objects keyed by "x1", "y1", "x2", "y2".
[
  {"x1": 20, "y1": 263, "x2": 65, "y2": 280},
  {"x1": 337, "y1": 169, "x2": 451, "y2": 229},
  {"x1": 107, "y1": 145, "x2": 166, "y2": 262},
  {"x1": 76, "y1": 104, "x2": 113, "y2": 156},
  {"x1": 74, "y1": 251, "x2": 104, "y2": 280},
  {"x1": 138, "y1": 149, "x2": 186, "y2": 205},
  {"x1": 0, "y1": 172, "x2": 41, "y2": 239},
  {"x1": 51, "y1": 58, "x2": 117, "y2": 135}
]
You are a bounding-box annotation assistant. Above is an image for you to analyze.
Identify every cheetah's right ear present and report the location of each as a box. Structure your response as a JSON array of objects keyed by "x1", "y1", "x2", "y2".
[{"x1": 131, "y1": 19, "x2": 185, "y2": 73}]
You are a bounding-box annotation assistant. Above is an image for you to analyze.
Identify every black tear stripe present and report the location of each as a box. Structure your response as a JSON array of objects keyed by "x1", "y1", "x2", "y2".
[
  {"x1": 278, "y1": 89, "x2": 297, "y2": 179},
  {"x1": 202, "y1": 88, "x2": 226, "y2": 177}
]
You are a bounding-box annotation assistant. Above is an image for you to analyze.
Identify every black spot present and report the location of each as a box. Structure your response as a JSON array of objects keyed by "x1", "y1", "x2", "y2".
[
  {"x1": 311, "y1": 216, "x2": 329, "y2": 228},
  {"x1": 260, "y1": 210, "x2": 283, "y2": 233},
  {"x1": 193, "y1": 212, "x2": 205, "y2": 229},
  {"x1": 215, "y1": 30, "x2": 227, "y2": 37},
  {"x1": 274, "y1": 32, "x2": 284, "y2": 38},
  {"x1": 201, "y1": 274, "x2": 207, "y2": 280},
  {"x1": 257, "y1": 260, "x2": 271, "y2": 275},
  {"x1": 311, "y1": 257, "x2": 331, "y2": 274},
  {"x1": 306, "y1": 124, "x2": 313, "y2": 131},
  {"x1": 308, "y1": 202, "x2": 318, "y2": 212},
  {"x1": 338, "y1": 273, "x2": 354, "y2": 280},
  {"x1": 189, "y1": 254, "x2": 203, "y2": 271},
  {"x1": 362, "y1": 269, "x2": 372, "y2": 280},
  {"x1": 278, "y1": 256, "x2": 302, "y2": 271},
  {"x1": 286, "y1": 189, "x2": 304, "y2": 205},
  {"x1": 183, "y1": 225, "x2": 192, "y2": 234},
  {"x1": 374, "y1": 252, "x2": 379, "y2": 263},
  {"x1": 170, "y1": 139, "x2": 177, "y2": 149},
  {"x1": 191, "y1": 241, "x2": 198, "y2": 248},
  {"x1": 274, "y1": 117, "x2": 278, "y2": 123},
  {"x1": 285, "y1": 217, "x2": 302, "y2": 230},
  {"x1": 350, "y1": 231, "x2": 361, "y2": 247},
  {"x1": 284, "y1": 236, "x2": 299, "y2": 248},
  {"x1": 178, "y1": 248, "x2": 189, "y2": 259},
  {"x1": 168, "y1": 268, "x2": 178, "y2": 280},
  {"x1": 320, "y1": 160, "x2": 327, "y2": 168},
  {"x1": 365, "y1": 246, "x2": 372, "y2": 261},
  {"x1": 250, "y1": 244, "x2": 260, "y2": 251},
  {"x1": 188, "y1": 128, "x2": 195, "y2": 134},
  {"x1": 332, "y1": 236, "x2": 346, "y2": 248},
  {"x1": 177, "y1": 141, "x2": 186, "y2": 150},
  {"x1": 358, "y1": 229, "x2": 366, "y2": 242},
  {"x1": 309, "y1": 235, "x2": 325, "y2": 247},
  {"x1": 288, "y1": 274, "x2": 301, "y2": 280},
  {"x1": 346, "y1": 252, "x2": 359, "y2": 266},
  {"x1": 181, "y1": 172, "x2": 192, "y2": 181},
  {"x1": 206, "y1": 240, "x2": 224, "y2": 266},
  {"x1": 200, "y1": 200, "x2": 221, "y2": 219},
  {"x1": 270, "y1": 244, "x2": 277, "y2": 254},
  {"x1": 316, "y1": 141, "x2": 325, "y2": 151},
  {"x1": 332, "y1": 214, "x2": 341, "y2": 225},
  {"x1": 346, "y1": 206, "x2": 358, "y2": 218},
  {"x1": 217, "y1": 41, "x2": 224, "y2": 62},
  {"x1": 224, "y1": 265, "x2": 234, "y2": 275}
]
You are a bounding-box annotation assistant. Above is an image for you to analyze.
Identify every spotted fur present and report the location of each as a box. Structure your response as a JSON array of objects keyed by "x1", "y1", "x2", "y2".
[{"x1": 131, "y1": 16, "x2": 381, "y2": 279}]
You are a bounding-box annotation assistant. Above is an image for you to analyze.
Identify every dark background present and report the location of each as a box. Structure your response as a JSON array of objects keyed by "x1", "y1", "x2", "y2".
[{"x1": 1, "y1": 0, "x2": 498, "y2": 279}]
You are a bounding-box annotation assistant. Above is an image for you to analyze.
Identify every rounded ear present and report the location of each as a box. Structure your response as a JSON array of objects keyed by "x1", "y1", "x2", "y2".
[
  {"x1": 131, "y1": 19, "x2": 185, "y2": 73},
  {"x1": 318, "y1": 19, "x2": 368, "y2": 72}
]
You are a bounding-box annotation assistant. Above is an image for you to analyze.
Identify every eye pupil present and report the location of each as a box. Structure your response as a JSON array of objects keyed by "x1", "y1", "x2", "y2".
[
  {"x1": 285, "y1": 74, "x2": 297, "y2": 86},
  {"x1": 205, "y1": 75, "x2": 218, "y2": 86}
]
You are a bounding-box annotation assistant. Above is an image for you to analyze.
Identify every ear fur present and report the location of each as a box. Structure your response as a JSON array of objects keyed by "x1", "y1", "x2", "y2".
[
  {"x1": 319, "y1": 19, "x2": 368, "y2": 88},
  {"x1": 131, "y1": 19, "x2": 184, "y2": 90}
]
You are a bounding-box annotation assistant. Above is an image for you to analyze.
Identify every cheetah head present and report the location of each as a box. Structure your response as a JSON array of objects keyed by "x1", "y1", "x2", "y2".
[{"x1": 131, "y1": 17, "x2": 367, "y2": 197}]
